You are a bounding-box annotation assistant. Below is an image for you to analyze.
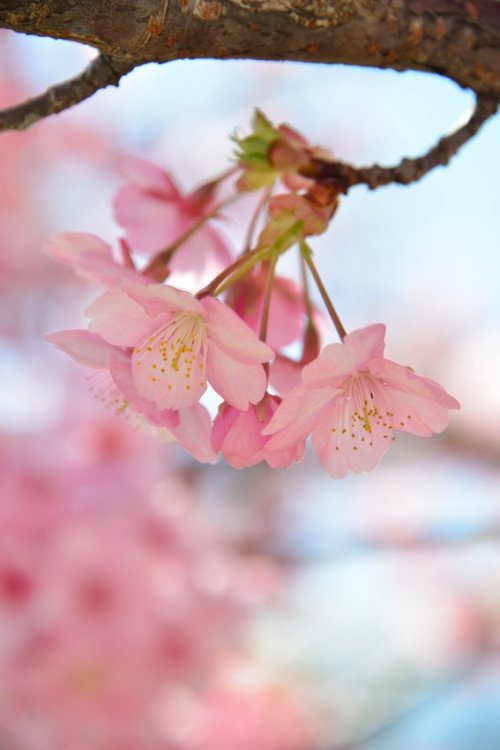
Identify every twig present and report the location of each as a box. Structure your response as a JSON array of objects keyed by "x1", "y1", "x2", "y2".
[
  {"x1": 304, "y1": 94, "x2": 499, "y2": 191},
  {"x1": 0, "y1": 54, "x2": 135, "y2": 133}
]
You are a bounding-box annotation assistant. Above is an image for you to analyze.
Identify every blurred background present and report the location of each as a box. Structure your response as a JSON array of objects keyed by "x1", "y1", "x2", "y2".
[{"x1": 1, "y1": 27, "x2": 500, "y2": 750}]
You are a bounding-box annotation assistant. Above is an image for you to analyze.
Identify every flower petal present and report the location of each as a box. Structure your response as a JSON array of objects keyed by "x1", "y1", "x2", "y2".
[
  {"x1": 118, "y1": 153, "x2": 180, "y2": 196},
  {"x1": 202, "y1": 296, "x2": 273, "y2": 364},
  {"x1": 370, "y1": 358, "x2": 460, "y2": 435},
  {"x1": 45, "y1": 330, "x2": 115, "y2": 368},
  {"x1": 211, "y1": 404, "x2": 265, "y2": 469},
  {"x1": 206, "y1": 341, "x2": 267, "y2": 409},
  {"x1": 115, "y1": 184, "x2": 187, "y2": 254},
  {"x1": 311, "y1": 396, "x2": 390, "y2": 478},
  {"x1": 303, "y1": 324, "x2": 386, "y2": 387},
  {"x1": 132, "y1": 327, "x2": 207, "y2": 411},
  {"x1": 169, "y1": 404, "x2": 217, "y2": 464},
  {"x1": 108, "y1": 351, "x2": 180, "y2": 428},
  {"x1": 46, "y1": 232, "x2": 112, "y2": 263},
  {"x1": 124, "y1": 283, "x2": 204, "y2": 317},
  {"x1": 269, "y1": 355, "x2": 302, "y2": 397},
  {"x1": 263, "y1": 384, "x2": 336, "y2": 449},
  {"x1": 86, "y1": 289, "x2": 159, "y2": 346},
  {"x1": 170, "y1": 225, "x2": 232, "y2": 275}
]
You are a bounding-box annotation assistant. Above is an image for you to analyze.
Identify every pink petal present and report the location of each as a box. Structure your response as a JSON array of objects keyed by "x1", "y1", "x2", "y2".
[
  {"x1": 266, "y1": 276, "x2": 305, "y2": 350},
  {"x1": 49, "y1": 233, "x2": 143, "y2": 286},
  {"x1": 303, "y1": 324, "x2": 386, "y2": 387},
  {"x1": 118, "y1": 153, "x2": 180, "y2": 197},
  {"x1": 202, "y1": 297, "x2": 274, "y2": 364},
  {"x1": 311, "y1": 397, "x2": 390, "y2": 478},
  {"x1": 263, "y1": 395, "x2": 306, "y2": 468},
  {"x1": 211, "y1": 404, "x2": 265, "y2": 469},
  {"x1": 115, "y1": 184, "x2": 188, "y2": 254},
  {"x1": 211, "y1": 403, "x2": 239, "y2": 454},
  {"x1": 206, "y1": 342, "x2": 268, "y2": 410},
  {"x1": 169, "y1": 225, "x2": 232, "y2": 276},
  {"x1": 124, "y1": 283, "x2": 204, "y2": 317},
  {"x1": 269, "y1": 355, "x2": 302, "y2": 396},
  {"x1": 45, "y1": 330, "x2": 115, "y2": 368},
  {"x1": 132, "y1": 331, "x2": 207, "y2": 411},
  {"x1": 108, "y1": 351, "x2": 180, "y2": 428},
  {"x1": 46, "y1": 232, "x2": 112, "y2": 263},
  {"x1": 265, "y1": 442, "x2": 305, "y2": 469},
  {"x1": 169, "y1": 404, "x2": 217, "y2": 464},
  {"x1": 370, "y1": 358, "x2": 460, "y2": 435},
  {"x1": 228, "y1": 274, "x2": 304, "y2": 351},
  {"x1": 86, "y1": 289, "x2": 159, "y2": 346},
  {"x1": 263, "y1": 384, "x2": 336, "y2": 449}
]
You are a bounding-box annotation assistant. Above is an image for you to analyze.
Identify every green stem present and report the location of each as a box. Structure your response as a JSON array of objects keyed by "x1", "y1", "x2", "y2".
[
  {"x1": 300, "y1": 239, "x2": 347, "y2": 341},
  {"x1": 299, "y1": 248, "x2": 314, "y2": 325},
  {"x1": 200, "y1": 220, "x2": 303, "y2": 298},
  {"x1": 259, "y1": 254, "x2": 278, "y2": 342},
  {"x1": 196, "y1": 244, "x2": 268, "y2": 299},
  {"x1": 243, "y1": 185, "x2": 273, "y2": 254}
]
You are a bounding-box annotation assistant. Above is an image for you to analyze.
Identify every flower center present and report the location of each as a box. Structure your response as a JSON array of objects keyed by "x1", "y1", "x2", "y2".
[
  {"x1": 132, "y1": 312, "x2": 208, "y2": 407},
  {"x1": 164, "y1": 312, "x2": 206, "y2": 372},
  {"x1": 329, "y1": 373, "x2": 396, "y2": 452}
]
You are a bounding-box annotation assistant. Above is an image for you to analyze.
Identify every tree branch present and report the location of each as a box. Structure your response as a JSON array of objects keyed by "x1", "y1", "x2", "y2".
[
  {"x1": 0, "y1": 0, "x2": 499, "y2": 181},
  {"x1": 303, "y1": 93, "x2": 499, "y2": 190},
  {"x1": 0, "y1": 53, "x2": 134, "y2": 133}
]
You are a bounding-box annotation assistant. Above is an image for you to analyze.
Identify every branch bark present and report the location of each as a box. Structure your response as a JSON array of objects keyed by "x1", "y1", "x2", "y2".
[
  {"x1": 303, "y1": 92, "x2": 499, "y2": 190},
  {"x1": 0, "y1": 0, "x2": 499, "y2": 154},
  {"x1": 1, "y1": 1, "x2": 500, "y2": 95},
  {"x1": 0, "y1": 54, "x2": 134, "y2": 132}
]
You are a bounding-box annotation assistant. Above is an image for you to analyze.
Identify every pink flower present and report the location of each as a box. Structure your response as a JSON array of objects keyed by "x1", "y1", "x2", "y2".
[
  {"x1": 263, "y1": 324, "x2": 460, "y2": 478},
  {"x1": 114, "y1": 154, "x2": 232, "y2": 280},
  {"x1": 211, "y1": 394, "x2": 305, "y2": 469},
  {"x1": 83, "y1": 283, "x2": 273, "y2": 411},
  {"x1": 46, "y1": 232, "x2": 143, "y2": 286},
  {"x1": 45, "y1": 329, "x2": 217, "y2": 464}
]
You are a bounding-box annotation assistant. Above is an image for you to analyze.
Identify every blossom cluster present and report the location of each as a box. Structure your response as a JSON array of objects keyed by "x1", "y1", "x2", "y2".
[{"x1": 47, "y1": 111, "x2": 459, "y2": 478}]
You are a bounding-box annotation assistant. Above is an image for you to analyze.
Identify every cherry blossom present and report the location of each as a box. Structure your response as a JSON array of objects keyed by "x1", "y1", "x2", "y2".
[
  {"x1": 46, "y1": 328, "x2": 217, "y2": 464},
  {"x1": 46, "y1": 232, "x2": 144, "y2": 286},
  {"x1": 263, "y1": 324, "x2": 460, "y2": 478},
  {"x1": 211, "y1": 393, "x2": 305, "y2": 469},
  {"x1": 85, "y1": 283, "x2": 273, "y2": 411},
  {"x1": 114, "y1": 154, "x2": 232, "y2": 280}
]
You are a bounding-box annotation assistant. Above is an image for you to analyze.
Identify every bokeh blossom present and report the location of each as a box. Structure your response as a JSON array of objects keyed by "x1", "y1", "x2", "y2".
[{"x1": 114, "y1": 154, "x2": 232, "y2": 282}]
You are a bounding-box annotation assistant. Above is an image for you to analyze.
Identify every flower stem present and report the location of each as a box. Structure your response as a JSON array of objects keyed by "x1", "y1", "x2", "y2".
[
  {"x1": 199, "y1": 220, "x2": 303, "y2": 299},
  {"x1": 300, "y1": 239, "x2": 347, "y2": 341},
  {"x1": 243, "y1": 185, "x2": 273, "y2": 254},
  {"x1": 259, "y1": 254, "x2": 278, "y2": 342},
  {"x1": 299, "y1": 248, "x2": 314, "y2": 324},
  {"x1": 142, "y1": 193, "x2": 241, "y2": 281},
  {"x1": 196, "y1": 244, "x2": 268, "y2": 299}
]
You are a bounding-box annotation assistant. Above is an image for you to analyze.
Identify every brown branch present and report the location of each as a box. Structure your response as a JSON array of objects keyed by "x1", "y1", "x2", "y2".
[
  {"x1": 303, "y1": 93, "x2": 499, "y2": 191},
  {"x1": 2, "y1": 1, "x2": 500, "y2": 98},
  {"x1": 0, "y1": 54, "x2": 135, "y2": 133}
]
